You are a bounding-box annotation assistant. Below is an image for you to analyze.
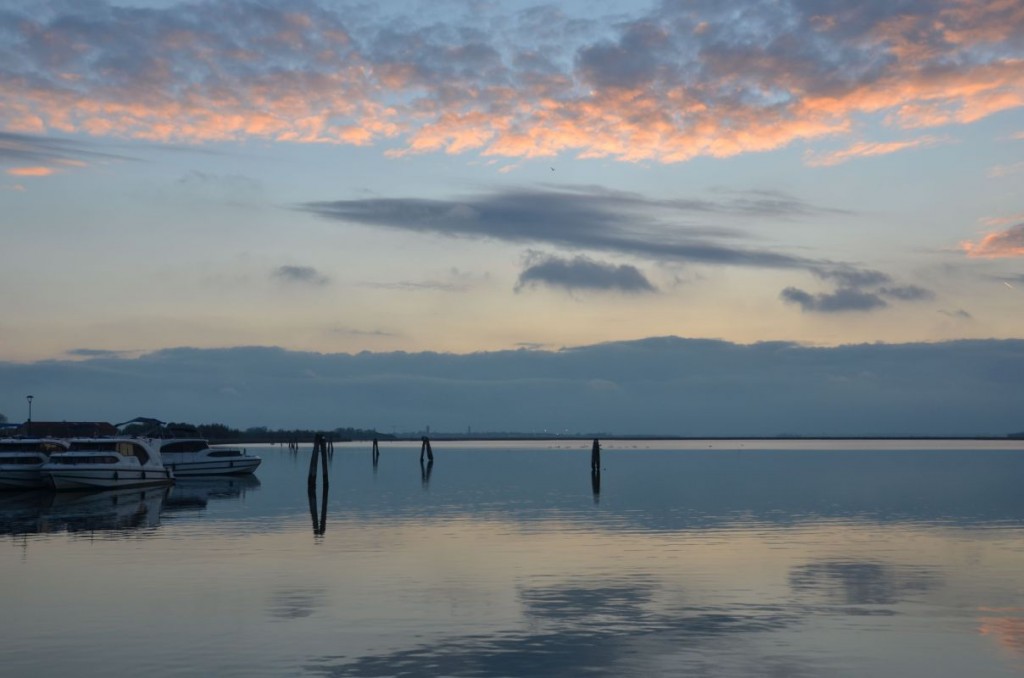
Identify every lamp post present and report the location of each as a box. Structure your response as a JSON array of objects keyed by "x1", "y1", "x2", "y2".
[{"x1": 26, "y1": 395, "x2": 33, "y2": 436}]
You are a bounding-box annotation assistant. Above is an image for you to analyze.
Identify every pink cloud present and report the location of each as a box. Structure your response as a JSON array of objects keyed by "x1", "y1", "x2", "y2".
[
  {"x1": 0, "y1": 1, "x2": 1021, "y2": 166},
  {"x1": 806, "y1": 136, "x2": 943, "y2": 167},
  {"x1": 7, "y1": 166, "x2": 55, "y2": 176},
  {"x1": 960, "y1": 224, "x2": 1024, "y2": 258}
]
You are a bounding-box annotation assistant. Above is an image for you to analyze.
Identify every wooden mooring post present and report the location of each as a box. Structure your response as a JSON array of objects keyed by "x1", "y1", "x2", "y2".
[
  {"x1": 590, "y1": 438, "x2": 601, "y2": 472},
  {"x1": 372, "y1": 438, "x2": 380, "y2": 466},
  {"x1": 307, "y1": 433, "x2": 330, "y2": 491},
  {"x1": 307, "y1": 433, "x2": 330, "y2": 535},
  {"x1": 420, "y1": 436, "x2": 434, "y2": 462}
]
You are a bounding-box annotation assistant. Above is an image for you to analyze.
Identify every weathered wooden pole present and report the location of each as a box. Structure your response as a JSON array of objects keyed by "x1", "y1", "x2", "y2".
[
  {"x1": 307, "y1": 435, "x2": 320, "y2": 489},
  {"x1": 420, "y1": 436, "x2": 434, "y2": 462},
  {"x1": 320, "y1": 434, "x2": 329, "y2": 492},
  {"x1": 308, "y1": 433, "x2": 330, "y2": 491},
  {"x1": 307, "y1": 434, "x2": 330, "y2": 534},
  {"x1": 372, "y1": 438, "x2": 380, "y2": 465},
  {"x1": 590, "y1": 438, "x2": 601, "y2": 472}
]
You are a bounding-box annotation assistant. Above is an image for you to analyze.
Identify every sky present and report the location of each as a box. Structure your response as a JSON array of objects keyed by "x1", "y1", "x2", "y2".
[{"x1": 1, "y1": 0, "x2": 1023, "y2": 434}]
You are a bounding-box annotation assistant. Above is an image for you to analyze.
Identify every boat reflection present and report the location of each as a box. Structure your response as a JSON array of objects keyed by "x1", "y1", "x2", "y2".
[
  {"x1": 163, "y1": 474, "x2": 262, "y2": 513},
  {"x1": 0, "y1": 486, "x2": 168, "y2": 535}
]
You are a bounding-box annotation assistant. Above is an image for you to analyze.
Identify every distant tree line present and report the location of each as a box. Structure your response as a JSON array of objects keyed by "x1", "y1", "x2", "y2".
[{"x1": 174, "y1": 423, "x2": 394, "y2": 443}]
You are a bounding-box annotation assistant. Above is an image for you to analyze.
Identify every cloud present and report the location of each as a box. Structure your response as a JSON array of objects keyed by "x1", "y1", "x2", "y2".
[
  {"x1": 782, "y1": 267, "x2": 934, "y2": 313},
  {"x1": 515, "y1": 254, "x2": 656, "y2": 294},
  {"x1": 3, "y1": 337, "x2": 1023, "y2": 436},
  {"x1": 65, "y1": 348, "x2": 139, "y2": 359},
  {"x1": 816, "y1": 266, "x2": 893, "y2": 289},
  {"x1": 0, "y1": 131, "x2": 132, "y2": 175},
  {"x1": 2, "y1": 1, "x2": 1022, "y2": 164},
  {"x1": 272, "y1": 265, "x2": 329, "y2": 286},
  {"x1": 6, "y1": 166, "x2": 55, "y2": 176},
  {"x1": 805, "y1": 136, "x2": 945, "y2": 167},
  {"x1": 299, "y1": 186, "x2": 834, "y2": 272},
  {"x1": 960, "y1": 223, "x2": 1024, "y2": 258},
  {"x1": 988, "y1": 161, "x2": 1024, "y2": 178},
  {"x1": 781, "y1": 286, "x2": 889, "y2": 313},
  {"x1": 879, "y1": 285, "x2": 933, "y2": 301},
  {"x1": 981, "y1": 213, "x2": 1024, "y2": 228},
  {"x1": 790, "y1": 560, "x2": 939, "y2": 606},
  {"x1": 329, "y1": 327, "x2": 398, "y2": 338},
  {"x1": 939, "y1": 309, "x2": 973, "y2": 320}
]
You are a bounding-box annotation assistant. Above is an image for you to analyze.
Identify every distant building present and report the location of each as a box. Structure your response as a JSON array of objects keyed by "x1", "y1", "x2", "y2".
[{"x1": 13, "y1": 421, "x2": 117, "y2": 438}]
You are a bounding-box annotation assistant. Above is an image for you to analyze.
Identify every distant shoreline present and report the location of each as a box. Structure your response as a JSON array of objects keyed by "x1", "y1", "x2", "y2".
[{"x1": 265, "y1": 434, "x2": 1023, "y2": 444}]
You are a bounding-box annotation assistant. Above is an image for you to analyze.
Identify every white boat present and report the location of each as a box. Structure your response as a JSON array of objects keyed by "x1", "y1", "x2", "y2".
[
  {"x1": 41, "y1": 437, "x2": 174, "y2": 491},
  {"x1": 119, "y1": 418, "x2": 261, "y2": 476},
  {"x1": 0, "y1": 439, "x2": 70, "y2": 490},
  {"x1": 159, "y1": 439, "x2": 261, "y2": 476}
]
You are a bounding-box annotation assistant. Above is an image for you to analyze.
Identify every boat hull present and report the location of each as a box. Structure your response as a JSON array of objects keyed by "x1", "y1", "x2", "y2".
[
  {"x1": 0, "y1": 467, "x2": 46, "y2": 490},
  {"x1": 45, "y1": 467, "x2": 174, "y2": 491},
  {"x1": 163, "y1": 457, "x2": 261, "y2": 476}
]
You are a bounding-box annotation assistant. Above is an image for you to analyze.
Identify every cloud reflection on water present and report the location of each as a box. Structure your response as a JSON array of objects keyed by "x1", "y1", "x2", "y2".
[
  {"x1": 789, "y1": 560, "x2": 940, "y2": 609},
  {"x1": 309, "y1": 575, "x2": 802, "y2": 678}
]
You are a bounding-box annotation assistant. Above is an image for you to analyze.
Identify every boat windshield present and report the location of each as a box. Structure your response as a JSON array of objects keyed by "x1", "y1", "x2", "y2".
[
  {"x1": 49, "y1": 455, "x2": 120, "y2": 465},
  {"x1": 68, "y1": 441, "x2": 151, "y2": 465},
  {"x1": 208, "y1": 449, "x2": 243, "y2": 457},
  {"x1": 161, "y1": 440, "x2": 209, "y2": 454},
  {"x1": 0, "y1": 441, "x2": 65, "y2": 453}
]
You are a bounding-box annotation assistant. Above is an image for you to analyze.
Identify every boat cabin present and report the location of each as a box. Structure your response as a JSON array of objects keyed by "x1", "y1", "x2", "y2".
[{"x1": 66, "y1": 440, "x2": 153, "y2": 465}]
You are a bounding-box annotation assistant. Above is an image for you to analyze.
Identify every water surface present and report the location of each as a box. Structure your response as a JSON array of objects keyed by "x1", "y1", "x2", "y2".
[{"x1": 4, "y1": 440, "x2": 1024, "y2": 677}]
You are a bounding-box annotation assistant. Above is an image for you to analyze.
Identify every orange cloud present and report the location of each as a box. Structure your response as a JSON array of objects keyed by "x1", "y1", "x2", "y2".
[
  {"x1": 989, "y1": 161, "x2": 1024, "y2": 178},
  {"x1": 960, "y1": 224, "x2": 1024, "y2": 258},
  {"x1": 6, "y1": 166, "x2": 55, "y2": 177},
  {"x1": 0, "y1": 1, "x2": 1021, "y2": 166},
  {"x1": 806, "y1": 137, "x2": 943, "y2": 167}
]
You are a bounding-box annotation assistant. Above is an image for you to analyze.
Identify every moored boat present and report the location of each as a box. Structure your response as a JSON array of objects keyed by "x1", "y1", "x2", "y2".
[
  {"x1": 119, "y1": 418, "x2": 261, "y2": 476},
  {"x1": 0, "y1": 439, "x2": 70, "y2": 490},
  {"x1": 41, "y1": 437, "x2": 174, "y2": 491},
  {"x1": 159, "y1": 439, "x2": 262, "y2": 476}
]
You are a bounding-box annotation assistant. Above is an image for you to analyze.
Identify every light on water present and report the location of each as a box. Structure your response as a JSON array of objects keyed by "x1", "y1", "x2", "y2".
[{"x1": 3, "y1": 440, "x2": 1024, "y2": 677}]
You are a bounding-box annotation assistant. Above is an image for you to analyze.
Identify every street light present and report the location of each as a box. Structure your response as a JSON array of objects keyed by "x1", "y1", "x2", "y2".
[{"x1": 26, "y1": 395, "x2": 33, "y2": 436}]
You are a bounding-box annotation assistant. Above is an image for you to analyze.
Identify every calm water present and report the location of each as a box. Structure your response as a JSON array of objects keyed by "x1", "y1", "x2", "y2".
[{"x1": 4, "y1": 440, "x2": 1024, "y2": 677}]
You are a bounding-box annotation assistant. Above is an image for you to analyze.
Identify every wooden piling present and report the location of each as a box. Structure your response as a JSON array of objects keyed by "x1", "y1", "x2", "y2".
[
  {"x1": 320, "y1": 435, "x2": 329, "y2": 492},
  {"x1": 308, "y1": 433, "x2": 330, "y2": 491},
  {"x1": 307, "y1": 436, "x2": 320, "y2": 488},
  {"x1": 590, "y1": 438, "x2": 601, "y2": 472},
  {"x1": 420, "y1": 436, "x2": 434, "y2": 462},
  {"x1": 372, "y1": 438, "x2": 380, "y2": 465},
  {"x1": 307, "y1": 433, "x2": 330, "y2": 535}
]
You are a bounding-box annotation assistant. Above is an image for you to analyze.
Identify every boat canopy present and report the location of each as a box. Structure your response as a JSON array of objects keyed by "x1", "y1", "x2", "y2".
[{"x1": 116, "y1": 417, "x2": 202, "y2": 439}]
